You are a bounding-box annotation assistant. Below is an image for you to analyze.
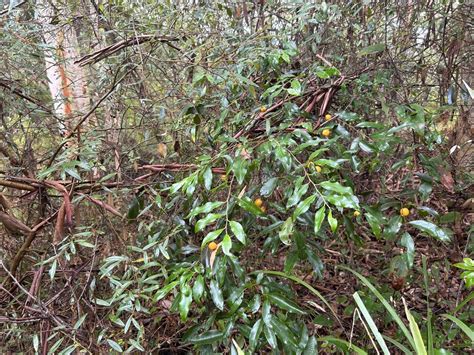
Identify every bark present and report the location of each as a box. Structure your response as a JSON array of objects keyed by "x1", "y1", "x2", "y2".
[{"x1": 36, "y1": 0, "x2": 91, "y2": 135}]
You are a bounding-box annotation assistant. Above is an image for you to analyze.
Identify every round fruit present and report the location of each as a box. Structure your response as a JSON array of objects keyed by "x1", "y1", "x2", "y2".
[
  {"x1": 260, "y1": 106, "x2": 267, "y2": 113},
  {"x1": 400, "y1": 207, "x2": 410, "y2": 217},
  {"x1": 325, "y1": 114, "x2": 332, "y2": 121},
  {"x1": 254, "y1": 198, "x2": 263, "y2": 207},
  {"x1": 260, "y1": 206, "x2": 266, "y2": 213},
  {"x1": 322, "y1": 129, "x2": 331, "y2": 137},
  {"x1": 208, "y1": 242, "x2": 218, "y2": 251},
  {"x1": 353, "y1": 210, "x2": 360, "y2": 217},
  {"x1": 315, "y1": 165, "x2": 322, "y2": 173}
]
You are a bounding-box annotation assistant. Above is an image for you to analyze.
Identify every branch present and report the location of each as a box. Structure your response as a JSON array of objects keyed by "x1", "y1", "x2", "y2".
[{"x1": 75, "y1": 34, "x2": 181, "y2": 66}]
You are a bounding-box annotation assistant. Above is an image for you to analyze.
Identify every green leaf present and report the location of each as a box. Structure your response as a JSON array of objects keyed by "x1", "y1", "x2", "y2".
[
  {"x1": 232, "y1": 156, "x2": 248, "y2": 185},
  {"x1": 249, "y1": 319, "x2": 263, "y2": 351},
  {"x1": 320, "y1": 181, "x2": 353, "y2": 195},
  {"x1": 365, "y1": 213, "x2": 382, "y2": 238},
  {"x1": 260, "y1": 177, "x2": 278, "y2": 197},
  {"x1": 252, "y1": 270, "x2": 341, "y2": 326},
  {"x1": 358, "y1": 43, "x2": 386, "y2": 56},
  {"x1": 270, "y1": 317, "x2": 300, "y2": 350},
  {"x1": 319, "y1": 336, "x2": 367, "y2": 354},
  {"x1": 153, "y1": 281, "x2": 179, "y2": 302},
  {"x1": 287, "y1": 79, "x2": 302, "y2": 96},
  {"x1": 327, "y1": 210, "x2": 338, "y2": 233},
  {"x1": 441, "y1": 314, "x2": 474, "y2": 343},
  {"x1": 408, "y1": 220, "x2": 450, "y2": 242},
  {"x1": 187, "y1": 201, "x2": 224, "y2": 218},
  {"x1": 353, "y1": 292, "x2": 390, "y2": 355},
  {"x1": 279, "y1": 217, "x2": 294, "y2": 245},
  {"x1": 400, "y1": 233, "x2": 415, "y2": 268},
  {"x1": 264, "y1": 325, "x2": 278, "y2": 349},
  {"x1": 267, "y1": 293, "x2": 305, "y2": 315},
  {"x1": 340, "y1": 266, "x2": 415, "y2": 350},
  {"x1": 384, "y1": 216, "x2": 402, "y2": 240},
  {"x1": 201, "y1": 228, "x2": 224, "y2": 247},
  {"x1": 238, "y1": 198, "x2": 265, "y2": 216},
  {"x1": 192, "y1": 275, "x2": 205, "y2": 302},
  {"x1": 65, "y1": 168, "x2": 81, "y2": 180},
  {"x1": 210, "y1": 279, "x2": 224, "y2": 310},
  {"x1": 287, "y1": 182, "x2": 309, "y2": 208},
  {"x1": 404, "y1": 299, "x2": 427, "y2": 355},
  {"x1": 107, "y1": 339, "x2": 123, "y2": 352},
  {"x1": 303, "y1": 336, "x2": 318, "y2": 355},
  {"x1": 179, "y1": 286, "x2": 193, "y2": 321},
  {"x1": 231, "y1": 338, "x2": 245, "y2": 355},
  {"x1": 314, "y1": 159, "x2": 341, "y2": 169},
  {"x1": 187, "y1": 330, "x2": 224, "y2": 345},
  {"x1": 293, "y1": 194, "x2": 316, "y2": 220},
  {"x1": 314, "y1": 206, "x2": 326, "y2": 234},
  {"x1": 229, "y1": 221, "x2": 246, "y2": 245},
  {"x1": 203, "y1": 166, "x2": 213, "y2": 190},
  {"x1": 222, "y1": 233, "x2": 232, "y2": 255},
  {"x1": 326, "y1": 194, "x2": 360, "y2": 210},
  {"x1": 262, "y1": 299, "x2": 272, "y2": 325},
  {"x1": 195, "y1": 213, "x2": 224, "y2": 233}
]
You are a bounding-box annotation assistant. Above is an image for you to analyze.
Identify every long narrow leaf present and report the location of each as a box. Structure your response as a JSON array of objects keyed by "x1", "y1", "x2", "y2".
[
  {"x1": 382, "y1": 335, "x2": 413, "y2": 354},
  {"x1": 318, "y1": 336, "x2": 368, "y2": 355},
  {"x1": 340, "y1": 266, "x2": 415, "y2": 350},
  {"x1": 353, "y1": 292, "x2": 390, "y2": 355},
  {"x1": 441, "y1": 314, "x2": 474, "y2": 343},
  {"x1": 252, "y1": 270, "x2": 342, "y2": 327},
  {"x1": 403, "y1": 298, "x2": 427, "y2": 355}
]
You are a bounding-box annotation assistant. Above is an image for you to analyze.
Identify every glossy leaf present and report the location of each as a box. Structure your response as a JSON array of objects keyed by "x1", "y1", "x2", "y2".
[
  {"x1": 408, "y1": 220, "x2": 450, "y2": 242},
  {"x1": 229, "y1": 221, "x2": 246, "y2": 245},
  {"x1": 279, "y1": 217, "x2": 294, "y2": 245},
  {"x1": 187, "y1": 330, "x2": 224, "y2": 345},
  {"x1": 249, "y1": 319, "x2": 263, "y2": 351},
  {"x1": 327, "y1": 210, "x2": 338, "y2": 233},
  {"x1": 210, "y1": 279, "x2": 224, "y2": 310},
  {"x1": 320, "y1": 181, "x2": 353, "y2": 195},
  {"x1": 314, "y1": 206, "x2": 326, "y2": 234},
  {"x1": 260, "y1": 177, "x2": 278, "y2": 196},
  {"x1": 201, "y1": 228, "x2": 224, "y2": 247},
  {"x1": 293, "y1": 194, "x2": 316, "y2": 220},
  {"x1": 195, "y1": 214, "x2": 224, "y2": 233},
  {"x1": 267, "y1": 292, "x2": 305, "y2": 315},
  {"x1": 221, "y1": 233, "x2": 232, "y2": 255}
]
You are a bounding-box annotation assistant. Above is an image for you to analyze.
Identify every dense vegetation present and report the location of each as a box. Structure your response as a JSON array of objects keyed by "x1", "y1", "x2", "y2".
[{"x1": 0, "y1": 0, "x2": 472, "y2": 353}]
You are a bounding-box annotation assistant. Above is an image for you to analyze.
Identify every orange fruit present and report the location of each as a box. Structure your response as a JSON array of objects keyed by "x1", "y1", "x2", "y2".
[
  {"x1": 400, "y1": 208, "x2": 410, "y2": 217},
  {"x1": 353, "y1": 210, "x2": 360, "y2": 217},
  {"x1": 260, "y1": 106, "x2": 267, "y2": 113},
  {"x1": 315, "y1": 165, "x2": 322, "y2": 173},
  {"x1": 322, "y1": 129, "x2": 331, "y2": 137},
  {"x1": 208, "y1": 242, "x2": 218, "y2": 251},
  {"x1": 325, "y1": 114, "x2": 332, "y2": 121},
  {"x1": 254, "y1": 198, "x2": 263, "y2": 207}
]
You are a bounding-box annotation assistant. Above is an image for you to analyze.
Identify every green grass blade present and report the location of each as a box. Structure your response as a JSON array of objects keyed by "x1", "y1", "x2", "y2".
[
  {"x1": 382, "y1": 335, "x2": 413, "y2": 354},
  {"x1": 251, "y1": 270, "x2": 342, "y2": 327},
  {"x1": 452, "y1": 291, "x2": 474, "y2": 314},
  {"x1": 340, "y1": 266, "x2": 416, "y2": 350},
  {"x1": 318, "y1": 336, "x2": 368, "y2": 355},
  {"x1": 441, "y1": 314, "x2": 474, "y2": 343},
  {"x1": 353, "y1": 292, "x2": 390, "y2": 355},
  {"x1": 422, "y1": 256, "x2": 434, "y2": 355},
  {"x1": 403, "y1": 298, "x2": 427, "y2": 355}
]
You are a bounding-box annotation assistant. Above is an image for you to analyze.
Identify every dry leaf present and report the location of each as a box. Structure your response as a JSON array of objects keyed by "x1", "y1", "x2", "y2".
[
  {"x1": 157, "y1": 143, "x2": 168, "y2": 158},
  {"x1": 440, "y1": 171, "x2": 454, "y2": 192}
]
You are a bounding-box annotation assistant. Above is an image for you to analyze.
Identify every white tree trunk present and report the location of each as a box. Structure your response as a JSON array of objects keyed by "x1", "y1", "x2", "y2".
[{"x1": 36, "y1": 0, "x2": 90, "y2": 135}]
